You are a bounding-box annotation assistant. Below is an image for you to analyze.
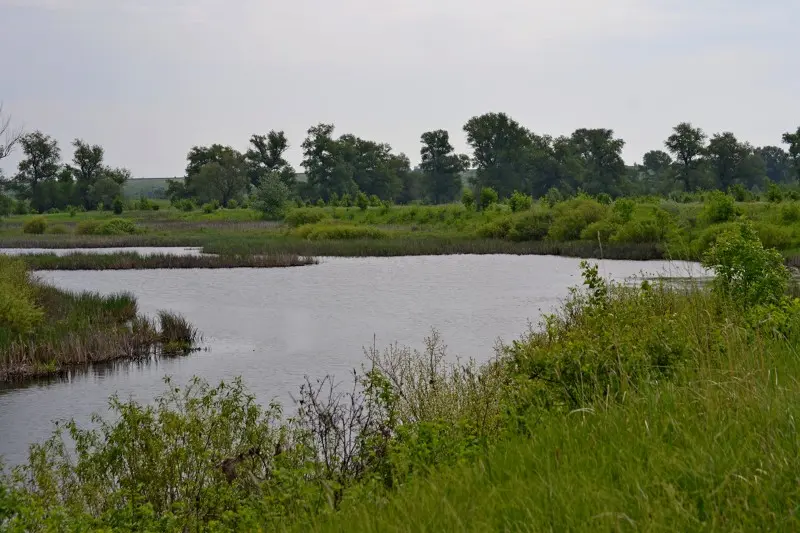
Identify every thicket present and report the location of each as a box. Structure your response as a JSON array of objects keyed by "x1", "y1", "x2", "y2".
[{"x1": 2, "y1": 224, "x2": 797, "y2": 531}]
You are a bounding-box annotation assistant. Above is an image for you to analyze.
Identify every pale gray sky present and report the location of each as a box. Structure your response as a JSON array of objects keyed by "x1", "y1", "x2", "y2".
[{"x1": 1, "y1": 0, "x2": 797, "y2": 177}]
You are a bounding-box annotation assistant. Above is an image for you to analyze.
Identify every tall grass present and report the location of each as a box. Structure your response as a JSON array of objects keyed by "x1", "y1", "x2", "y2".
[{"x1": 21, "y1": 252, "x2": 317, "y2": 270}]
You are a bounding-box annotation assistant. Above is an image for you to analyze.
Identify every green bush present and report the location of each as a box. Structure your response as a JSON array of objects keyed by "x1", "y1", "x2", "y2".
[
  {"x1": 0, "y1": 257, "x2": 45, "y2": 337},
  {"x1": 595, "y1": 192, "x2": 612, "y2": 205},
  {"x1": 46, "y1": 224, "x2": 69, "y2": 235},
  {"x1": 547, "y1": 199, "x2": 608, "y2": 241},
  {"x1": 766, "y1": 180, "x2": 784, "y2": 203},
  {"x1": 780, "y1": 202, "x2": 800, "y2": 223},
  {"x1": 480, "y1": 187, "x2": 498, "y2": 209},
  {"x1": 369, "y1": 195, "x2": 382, "y2": 207},
  {"x1": 611, "y1": 219, "x2": 664, "y2": 243},
  {"x1": 254, "y1": 173, "x2": 290, "y2": 220},
  {"x1": 178, "y1": 199, "x2": 195, "y2": 212},
  {"x1": 356, "y1": 192, "x2": 369, "y2": 211},
  {"x1": 580, "y1": 219, "x2": 618, "y2": 242},
  {"x1": 226, "y1": 199, "x2": 239, "y2": 209},
  {"x1": 22, "y1": 216, "x2": 48, "y2": 235},
  {"x1": 315, "y1": 198, "x2": 326, "y2": 208},
  {"x1": 0, "y1": 192, "x2": 12, "y2": 217},
  {"x1": 340, "y1": 193, "x2": 353, "y2": 208},
  {"x1": 461, "y1": 189, "x2": 475, "y2": 210},
  {"x1": 702, "y1": 221, "x2": 788, "y2": 306},
  {"x1": 77, "y1": 218, "x2": 139, "y2": 236},
  {"x1": 284, "y1": 208, "x2": 329, "y2": 227},
  {"x1": 508, "y1": 191, "x2": 533, "y2": 213},
  {"x1": 544, "y1": 187, "x2": 564, "y2": 207},
  {"x1": 13, "y1": 200, "x2": 29, "y2": 215},
  {"x1": 292, "y1": 223, "x2": 387, "y2": 240},
  {"x1": 701, "y1": 191, "x2": 739, "y2": 224},
  {"x1": 202, "y1": 202, "x2": 215, "y2": 214},
  {"x1": 112, "y1": 196, "x2": 124, "y2": 215},
  {"x1": 611, "y1": 198, "x2": 636, "y2": 223}
]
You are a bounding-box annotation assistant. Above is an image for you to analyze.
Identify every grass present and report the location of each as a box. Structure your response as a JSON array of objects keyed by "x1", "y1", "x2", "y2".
[
  {"x1": 0, "y1": 256, "x2": 200, "y2": 381},
  {"x1": 20, "y1": 252, "x2": 318, "y2": 270}
]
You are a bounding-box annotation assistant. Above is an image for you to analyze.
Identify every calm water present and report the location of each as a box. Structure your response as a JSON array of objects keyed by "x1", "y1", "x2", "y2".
[
  {"x1": 0, "y1": 255, "x2": 706, "y2": 465},
  {"x1": 0, "y1": 246, "x2": 203, "y2": 256}
]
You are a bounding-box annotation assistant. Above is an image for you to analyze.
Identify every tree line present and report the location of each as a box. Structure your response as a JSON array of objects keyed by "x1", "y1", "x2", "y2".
[{"x1": 2, "y1": 104, "x2": 800, "y2": 214}]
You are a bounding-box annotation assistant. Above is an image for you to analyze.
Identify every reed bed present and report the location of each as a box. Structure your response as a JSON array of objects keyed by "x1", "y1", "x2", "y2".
[{"x1": 21, "y1": 252, "x2": 317, "y2": 270}]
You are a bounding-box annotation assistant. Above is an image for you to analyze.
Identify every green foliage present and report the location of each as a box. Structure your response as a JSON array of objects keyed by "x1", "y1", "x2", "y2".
[
  {"x1": 45, "y1": 224, "x2": 69, "y2": 235},
  {"x1": 340, "y1": 193, "x2": 353, "y2": 208},
  {"x1": 292, "y1": 223, "x2": 387, "y2": 240},
  {"x1": 595, "y1": 192, "x2": 612, "y2": 205},
  {"x1": 67, "y1": 205, "x2": 78, "y2": 217},
  {"x1": 254, "y1": 173, "x2": 291, "y2": 220},
  {"x1": 0, "y1": 257, "x2": 45, "y2": 337},
  {"x1": 547, "y1": 199, "x2": 607, "y2": 241},
  {"x1": 579, "y1": 219, "x2": 618, "y2": 242},
  {"x1": 479, "y1": 187, "x2": 498, "y2": 208},
  {"x1": 544, "y1": 187, "x2": 564, "y2": 207},
  {"x1": 112, "y1": 195, "x2": 124, "y2": 215},
  {"x1": 356, "y1": 191, "x2": 369, "y2": 211},
  {"x1": 701, "y1": 191, "x2": 739, "y2": 224},
  {"x1": 780, "y1": 202, "x2": 800, "y2": 223},
  {"x1": 76, "y1": 218, "x2": 139, "y2": 236},
  {"x1": 285, "y1": 208, "x2": 329, "y2": 227},
  {"x1": 178, "y1": 198, "x2": 195, "y2": 212},
  {"x1": 508, "y1": 191, "x2": 533, "y2": 212},
  {"x1": 226, "y1": 199, "x2": 239, "y2": 209},
  {"x1": 729, "y1": 183, "x2": 751, "y2": 202},
  {"x1": 611, "y1": 198, "x2": 635, "y2": 223},
  {"x1": 202, "y1": 202, "x2": 216, "y2": 214},
  {"x1": 22, "y1": 216, "x2": 48, "y2": 235},
  {"x1": 766, "y1": 179, "x2": 784, "y2": 203},
  {"x1": 461, "y1": 188, "x2": 475, "y2": 210},
  {"x1": 369, "y1": 195, "x2": 382, "y2": 207},
  {"x1": 702, "y1": 221, "x2": 789, "y2": 306},
  {"x1": 0, "y1": 193, "x2": 12, "y2": 217}
]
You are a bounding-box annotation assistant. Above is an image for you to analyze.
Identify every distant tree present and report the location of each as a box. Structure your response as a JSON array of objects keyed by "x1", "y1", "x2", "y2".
[
  {"x1": 253, "y1": 171, "x2": 290, "y2": 220},
  {"x1": 397, "y1": 167, "x2": 426, "y2": 204},
  {"x1": 756, "y1": 146, "x2": 792, "y2": 184},
  {"x1": 642, "y1": 150, "x2": 672, "y2": 173},
  {"x1": 302, "y1": 124, "x2": 357, "y2": 201},
  {"x1": 464, "y1": 112, "x2": 533, "y2": 198},
  {"x1": 567, "y1": 128, "x2": 626, "y2": 196},
  {"x1": 69, "y1": 139, "x2": 106, "y2": 209},
  {"x1": 245, "y1": 131, "x2": 296, "y2": 189},
  {"x1": 90, "y1": 178, "x2": 122, "y2": 209},
  {"x1": 185, "y1": 144, "x2": 240, "y2": 179},
  {"x1": 665, "y1": 122, "x2": 707, "y2": 189},
  {"x1": 192, "y1": 152, "x2": 248, "y2": 206},
  {"x1": 782, "y1": 127, "x2": 800, "y2": 182},
  {"x1": 102, "y1": 166, "x2": 132, "y2": 185},
  {"x1": 12, "y1": 131, "x2": 62, "y2": 212},
  {"x1": 705, "y1": 132, "x2": 756, "y2": 190},
  {"x1": 419, "y1": 129, "x2": 469, "y2": 204}
]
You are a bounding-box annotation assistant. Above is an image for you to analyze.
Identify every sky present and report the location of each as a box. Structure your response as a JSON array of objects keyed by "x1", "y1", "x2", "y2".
[{"x1": 1, "y1": 0, "x2": 798, "y2": 178}]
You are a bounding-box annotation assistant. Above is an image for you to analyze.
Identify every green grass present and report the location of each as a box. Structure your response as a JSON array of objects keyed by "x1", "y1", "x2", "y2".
[{"x1": 20, "y1": 251, "x2": 318, "y2": 270}]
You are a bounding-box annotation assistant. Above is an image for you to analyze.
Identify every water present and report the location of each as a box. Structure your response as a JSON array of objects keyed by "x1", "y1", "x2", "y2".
[
  {"x1": 0, "y1": 255, "x2": 706, "y2": 465},
  {"x1": 0, "y1": 247, "x2": 203, "y2": 256}
]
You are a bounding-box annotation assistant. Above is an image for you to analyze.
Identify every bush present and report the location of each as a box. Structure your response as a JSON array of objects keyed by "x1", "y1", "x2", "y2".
[
  {"x1": 0, "y1": 192, "x2": 12, "y2": 217},
  {"x1": 226, "y1": 199, "x2": 239, "y2": 209},
  {"x1": 0, "y1": 257, "x2": 44, "y2": 336},
  {"x1": 595, "y1": 192, "x2": 612, "y2": 205},
  {"x1": 356, "y1": 191, "x2": 369, "y2": 211},
  {"x1": 461, "y1": 189, "x2": 475, "y2": 210},
  {"x1": 547, "y1": 199, "x2": 608, "y2": 241},
  {"x1": 369, "y1": 195, "x2": 382, "y2": 207},
  {"x1": 611, "y1": 198, "x2": 636, "y2": 223},
  {"x1": 702, "y1": 221, "x2": 789, "y2": 306},
  {"x1": 22, "y1": 216, "x2": 48, "y2": 235},
  {"x1": 479, "y1": 187, "x2": 498, "y2": 209},
  {"x1": 580, "y1": 219, "x2": 618, "y2": 242},
  {"x1": 766, "y1": 180, "x2": 784, "y2": 203},
  {"x1": 112, "y1": 196, "x2": 124, "y2": 214},
  {"x1": 254, "y1": 173, "x2": 291, "y2": 220},
  {"x1": 77, "y1": 218, "x2": 139, "y2": 236},
  {"x1": 702, "y1": 191, "x2": 739, "y2": 224},
  {"x1": 178, "y1": 199, "x2": 195, "y2": 212},
  {"x1": 781, "y1": 203, "x2": 800, "y2": 223},
  {"x1": 137, "y1": 197, "x2": 151, "y2": 210},
  {"x1": 508, "y1": 191, "x2": 533, "y2": 213},
  {"x1": 202, "y1": 202, "x2": 215, "y2": 214},
  {"x1": 340, "y1": 193, "x2": 353, "y2": 208},
  {"x1": 729, "y1": 183, "x2": 751, "y2": 202},
  {"x1": 544, "y1": 187, "x2": 564, "y2": 207},
  {"x1": 67, "y1": 206, "x2": 78, "y2": 217},
  {"x1": 292, "y1": 223, "x2": 387, "y2": 240},
  {"x1": 315, "y1": 198, "x2": 326, "y2": 208},
  {"x1": 13, "y1": 200, "x2": 29, "y2": 215},
  {"x1": 284, "y1": 208, "x2": 328, "y2": 227}
]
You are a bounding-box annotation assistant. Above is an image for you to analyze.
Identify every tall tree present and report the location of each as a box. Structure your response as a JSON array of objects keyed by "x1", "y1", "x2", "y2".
[
  {"x1": 706, "y1": 132, "x2": 750, "y2": 190},
  {"x1": 783, "y1": 127, "x2": 800, "y2": 182},
  {"x1": 756, "y1": 146, "x2": 792, "y2": 184},
  {"x1": 12, "y1": 132, "x2": 62, "y2": 212},
  {"x1": 567, "y1": 128, "x2": 627, "y2": 195},
  {"x1": 419, "y1": 129, "x2": 468, "y2": 204},
  {"x1": 184, "y1": 144, "x2": 242, "y2": 197},
  {"x1": 192, "y1": 152, "x2": 248, "y2": 206},
  {"x1": 0, "y1": 102, "x2": 23, "y2": 164},
  {"x1": 301, "y1": 124, "x2": 356, "y2": 201},
  {"x1": 642, "y1": 150, "x2": 672, "y2": 174},
  {"x1": 463, "y1": 112, "x2": 533, "y2": 198},
  {"x1": 665, "y1": 122, "x2": 707, "y2": 189},
  {"x1": 245, "y1": 131, "x2": 295, "y2": 189},
  {"x1": 70, "y1": 139, "x2": 106, "y2": 208}
]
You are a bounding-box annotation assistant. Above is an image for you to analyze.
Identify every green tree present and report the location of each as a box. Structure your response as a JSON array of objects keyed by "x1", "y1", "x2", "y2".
[
  {"x1": 665, "y1": 122, "x2": 707, "y2": 189},
  {"x1": 782, "y1": 127, "x2": 800, "y2": 182},
  {"x1": 70, "y1": 139, "x2": 105, "y2": 209},
  {"x1": 419, "y1": 129, "x2": 469, "y2": 204},
  {"x1": 642, "y1": 150, "x2": 672, "y2": 174},
  {"x1": 253, "y1": 171, "x2": 290, "y2": 220},
  {"x1": 245, "y1": 131, "x2": 296, "y2": 189},
  {"x1": 464, "y1": 112, "x2": 533, "y2": 198},
  {"x1": 12, "y1": 131, "x2": 62, "y2": 212},
  {"x1": 756, "y1": 146, "x2": 792, "y2": 184},
  {"x1": 706, "y1": 132, "x2": 756, "y2": 190},
  {"x1": 90, "y1": 178, "x2": 122, "y2": 209},
  {"x1": 302, "y1": 124, "x2": 356, "y2": 201},
  {"x1": 567, "y1": 128, "x2": 627, "y2": 195},
  {"x1": 192, "y1": 152, "x2": 249, "y2": 206}
]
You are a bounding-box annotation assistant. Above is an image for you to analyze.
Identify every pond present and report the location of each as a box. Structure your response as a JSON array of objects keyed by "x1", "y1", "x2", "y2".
[{"x1": 0, "y1": 255, "x2": 707, "y2": 465}]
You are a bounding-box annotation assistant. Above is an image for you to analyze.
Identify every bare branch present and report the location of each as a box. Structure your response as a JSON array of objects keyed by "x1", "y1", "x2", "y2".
[{"x1": 0, "y1": 102, "x2": 24, "y2": 161}]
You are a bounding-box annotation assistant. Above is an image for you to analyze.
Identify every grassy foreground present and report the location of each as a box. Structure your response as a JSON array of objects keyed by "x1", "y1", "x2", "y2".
[
  {"x1": 0, "y1": 256, "x2": 199, "y2": 381},
  {"x1": 1, "y1": 222, "x2": 799, "y2": 531}
]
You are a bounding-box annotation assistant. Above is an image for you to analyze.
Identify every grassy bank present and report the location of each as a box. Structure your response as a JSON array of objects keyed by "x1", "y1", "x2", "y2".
[
  {"x1": 0, "y1": 256, "x2": 199, "y2": 381},
  {"x1": 2, "y1": 193, "x2": 799, "y2": 262},
  {"x1": 2, "y1": 222, "x2": 798, "y2": 531},
  {"x1": 20, "y1": 252, "x2": 317, "y2": 270}
]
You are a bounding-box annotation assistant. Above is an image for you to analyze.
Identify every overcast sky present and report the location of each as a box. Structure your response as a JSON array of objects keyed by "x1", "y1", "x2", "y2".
[{"x1": 1, "y1": 0, "x2": 798, "y2": 178}]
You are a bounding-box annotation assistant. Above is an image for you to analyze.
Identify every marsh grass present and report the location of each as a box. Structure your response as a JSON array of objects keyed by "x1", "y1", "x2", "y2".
[{"x1": 21, "y1": 252, "x2": 317, "y2": 270}]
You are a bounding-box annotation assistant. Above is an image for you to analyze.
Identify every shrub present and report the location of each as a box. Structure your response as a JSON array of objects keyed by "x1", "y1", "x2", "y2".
[
  {"x1": 0, "y1": 256, "x2": 45, "y2": 336},
  {"x1": 702, "y1": 191, "x2": 738, "y2": 224},
  {"x1": 226, "y1": 199, "x2": 239, "y2": 209},
  {"x1": 340, "y1": 193, "x2": 353, "y2": 208},
  {"x1": 67, "y1": 206, "x2": 78, "y2": 217},
  {"x1": 781, "y1": 202, "x2": 800, "y2": 223},
  {"x1": 292, "y1": 223, "x2": 387, "y2": 240},
  {"x1": 547, "y1": 199, "x2": 608, "y2": 241},
  {"x1": 202, "y1": 202, "x2": 215, "y2": 214},
  {"x1": 751, "y1": 222, "x2": 793, "y2": 250},
  {"x1": 315, "y1": 198, "x2": 325, "y2": 208},
  {"x1": 0, "y1": 192, "x2": 12, "y2": 217},
  {"x1": 77, "y1": 218, "x2": 139, "y2": 236},
  {"x1": 508, "y1": 191, "x2": 533, "y2": 212},
  {"x1": 75, "y1": 220, "x2": 100, "y2": 235},
  {"x1": 611, "y1": 198, "x2": 636, "y2": 223},
  {"x1": 22, "y1": 216, "x2": 48, "y2": 234},
  {"x1": 356, "y1": 191, "x2": 369, "y2": 211},
  {"x1": 580, "y1": 219, "x2": 618, "y2": 242},
  {"x1": 178, "y1": 199, "x2": 195, "y2": 212},
  {"x1": 729, "y1": 183, "x2": 751, "y2": 202},
  {"x1": 766, "y1": 180, "x2": 784, "y2": 203},
  {"x1": 369, "y1": 195, "x2": 382, "y2": 207},
  {"x1": 479, "y1": 187, "x2": 498, "y2": 209},
  {"x1": 152, "y1": 204, "x2": 160, "y2": 211},
  {"x1": 508, "y1": 210, "x2": 551, "y2": 241},
  {"x1": 254, "y1": 173, "x2": 290, "y2": 220},
  {"x1": 13, "y1": 200, "x2": 29, "y2": 215},
  {"x1": 702, "y1": 221, "x2": 789, "y2": 306},
  {"x1": 284, "y1": 208, "x2": 328, "y2": 227},
  {"x1": 137, "y1": 197, "x2": 151, "y2": 210},
  {"x1": 461, "y1": 188, "x2": 475, "y2": 210},
  {"x1": 611, "y1": 219, "x2": 664, "y2": 243},
  {"x1": 544, "y1": 187, "x2": 564, "y2": 207},
  {"x1": 112, "y1": 196, "x2": 124, "y2": 214},
  {"x1": 595, "y1": 192, "x2": 612, "y2": 205}
]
